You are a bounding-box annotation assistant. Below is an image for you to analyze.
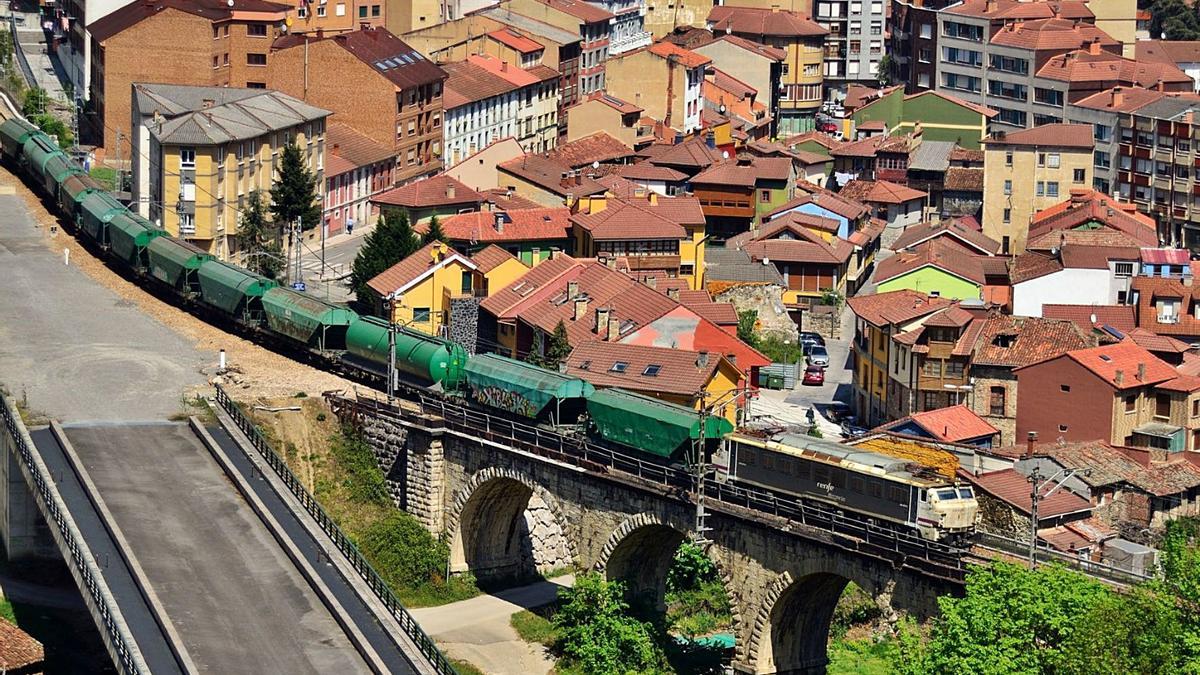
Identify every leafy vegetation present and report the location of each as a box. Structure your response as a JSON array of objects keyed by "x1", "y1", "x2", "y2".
[
  {"x1": 665, "y1": 542, "x2": 732, "y2": 639},
  {"x1": 22, "y1": 87, "x2": 73, "y2": 148},
  {"x1": 350, "y1": 208, "x2": 420, "y2": 303},
  {"x1": 422, "y1": 215, "x2": 445, "y2": 246},
  {"x1": 269, "y1": 140, "x2": 321, "y2": 231},
  {"x1": 828, "y1": 637, "x2": 899, "y2": 675},
  {"x1": 553, "y1": 573, "x2": 668, "y2": 674},
  {"x1": 527, "y1": 320, "x2": 571, "y2": 370},
  {"x1": 734, "y1": 309, "x2": 805, "y2": 363},
  {"x1": 511, "y1": 605, "x2": 559, "y2": 646},
  {"x1": 449, "y1": 659, "x2": 486, "y2": 675},
  {"x1": 1147, "y1": 0, "x2": 1200, "y2": 40},
  {"x1": 239, "y1": 190, "x2": 284, "y2": 279},
  {"x1": 89, "y1": 166, "x2": 117, "y2": 191}
]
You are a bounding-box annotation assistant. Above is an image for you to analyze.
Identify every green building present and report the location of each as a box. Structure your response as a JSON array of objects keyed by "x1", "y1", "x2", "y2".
[{"x1": 851, "y1": 90, "x2": 997, "y2": 150}]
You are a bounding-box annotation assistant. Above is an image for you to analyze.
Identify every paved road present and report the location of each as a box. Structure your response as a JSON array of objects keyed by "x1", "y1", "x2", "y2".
[
  {"x1": 0, "y1": 193, "x2": 210, "y2": 421},
  {"x1": 412, "y1": 575, "x2": 575, "y2": 675},
  {"x1": 61, "y1": 422, "x2": 375, "y2": 674}
]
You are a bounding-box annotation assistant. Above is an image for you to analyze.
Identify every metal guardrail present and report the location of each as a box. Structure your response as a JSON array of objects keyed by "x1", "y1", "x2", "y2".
[
  {"x1": 212, "y1": 385, "x2": 457, "y2": 675},
  {"x1": 0, "y1": 392, "x2": 149, "y2": 675},
  {"x1": 7, "y1": 14, "x2": 36, "y2": 89},
  {"x1": 973, "y1": 531, "x2": 1156, "y2": 586},
  {"x1": 333, "y1": 391, "x2": 970, "y2": 583}
]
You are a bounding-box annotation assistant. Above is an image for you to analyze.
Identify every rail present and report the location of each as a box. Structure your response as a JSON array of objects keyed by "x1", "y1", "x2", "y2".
[
  {"x1": 212, "y1": 385, "x2": 457, "y2": 675},
  {"x1": 973, "y1": 531, "x2": 1156, "y2": 586},
  {"x1": 333, "y1": 391, "x2": 970, "y2": 583},
  {"x1": 0, "y1": 391, "x2": 149, "y2": 675}
]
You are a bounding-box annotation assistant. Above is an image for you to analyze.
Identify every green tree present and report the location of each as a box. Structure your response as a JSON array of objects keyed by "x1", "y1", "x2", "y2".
[
  {"x1": 877, "y1": 54, "x2": 898, "y2": 86},
  {"x1": 349, "y1": 209, "x2": 420, "y2": 301},
  {"x1": 357, "y1": 511, "x2": 450, "y2": 590},
  {"x1": 1150, "y1": 0, "x2": 1200, "y2": 40},
  {"x1": 238, "y1": 190, "x2": 283, "y2": 279},
  {"x1": 543, "y1": 320, "x2": 571, "y2": 371},
  {"x1": 21, "y1": 87, "x2": 47, "y2": 117},
  {"x1": 1058, "y1": 586, "x2": 1188, "y2": 675},
  {"x1": 526, "y1": 330, "x2": 547, "y2": 367},
  {"x1": 422, "y1": 215, "x2": 445, "y2": 245},
  {"x1": 269, "y1": 140, "x2": 321, "y2": 233},
  {"x1": 737, "y1": 309, "x2": 759, "y2": 347},
  {"x1": 553, "y1": 573, "x2": 665, "y2": 673},
  {"x1": 666, "y1": 541, "x2": 718, "y2": 594}
]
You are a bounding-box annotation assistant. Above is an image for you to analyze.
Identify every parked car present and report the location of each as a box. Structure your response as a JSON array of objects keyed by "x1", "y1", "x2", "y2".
[
  {"x1": 824, "y1": 401, "x2": 854, "y2": 424},
  {"x1": 802, "y1": 365, "x2": 825, "y2": 386},
  {"x1": 798, "y1": 331, "x2": 825, "y2": 350},
  {"x1": 806, "y1": 345, "x2": 830, "y2": 368},
  {"x1": 840, "y1": 421, "x2": 869, "y2": 438},
  {"x1": 817, "y1": 121, "x2": 839, "y2": 134}
]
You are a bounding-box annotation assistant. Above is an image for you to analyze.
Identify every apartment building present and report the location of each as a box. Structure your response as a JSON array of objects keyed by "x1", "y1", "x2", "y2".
[
  {"x1": 1066, "y1": 86, "x2": 1173, "y2": 195},
  {"x1": 981, "y1": 124, "x2": 1094, "y2": 254},
  {"x1": 887, "y1": 305, "x2": 978, "y2": 419},
  {"x1": 605, "y1": 42, "x2": 709, "y2": 134},
  {"x1": 323, "y1": 123, "x2": 398, "y2": 235},
  {"x1": 267, "y1": 27, "x2": 447, "y2": 186},
  {"x1": 694, "y1": 35, "x2": 786, "y2": 136},
  {"x1": 87, "y1": 0, "x2": 292, "y2": 157},
  {"x1": 130, "y1": 84, "x2": 329, "y2": 259},
  {"x1": 808, "y1": 0, "x2": 888, "y2": 86},
  {"x1": 1115, "y1": 97, "x2": 1200, "y2": 248},
  {"x1": 442, "y1": 55, "x2": 561, "y2": 165},
  {"x1": 506, "y1": 0, "x2": 612, "y2": 96},
  {"x1": 889, "y1": 0, "x2": 956, "y2": 92},
  {"x1": 287, "y1": 0, "x2": 388, "y2": 32},
  {"x1": 583, "y1": 0, "x2": 651, "y2": 55},
  {"x1": 57, "y1": 0, "x2": 126, "y2": 102}
]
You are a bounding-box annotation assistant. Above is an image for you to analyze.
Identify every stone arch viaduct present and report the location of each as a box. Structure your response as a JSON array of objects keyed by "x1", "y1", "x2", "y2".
[{"x1": 332, "y1": 395, "x2": 959, "y2": 674}]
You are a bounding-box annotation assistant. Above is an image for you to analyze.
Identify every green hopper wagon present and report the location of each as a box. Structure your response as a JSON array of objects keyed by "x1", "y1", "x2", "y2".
[
  {"x1": 107, "y1": 212, "x2": 164, "y2": 268},
  {"x1": 464, "y1": 353, "x2": 595, "y2": 423},
  {"x1": 147, "y1": 236, "x2": 213, "y2": 293},
  {"x1": 343, "y1": 316, "x2": 467, "y2": 389},
  {"x1": 78, "y1": 192, "x2": 127, "y2": 246},
  {"x1": 586, "y1": 388, "x2": 734, "y2": 459},
  {"x1": 20, "y1": 132, "x2": 62, "y2": 177},
  {"x1": 261, "y1": 287, "x2": 357, "y2": 351},
  {"x1": 0, "y1": 118, "x2": 38, "y2": 159},
  {"x1": 197, "y1": 261, "x2": 278, "y2": 323},
  {"x1": 41, "y1": 153, "x2": 75, "y2": 197},
  {"x1": 58, "y1": 171, "x2": 99, "y2": 223}
]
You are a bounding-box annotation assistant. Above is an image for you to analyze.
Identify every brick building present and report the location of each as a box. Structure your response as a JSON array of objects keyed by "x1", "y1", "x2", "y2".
[
  {"x1": 323, "y1": 123, "x2": 398, "y2": 236},
  {"x1": 268, "y1": 26, "x2": 447, "y2": 186},
  {"x1": 87, "y1": 0, "x2": 291, "y2": 159}
]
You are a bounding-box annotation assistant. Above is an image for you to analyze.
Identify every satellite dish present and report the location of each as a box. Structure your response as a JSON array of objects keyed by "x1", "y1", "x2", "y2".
[
  {"x1": 722, "y1": 150, "x2": 729, "y2": 159},
  {"x1": 227, "y1": 0, "x2": 234, "y2": 6},
  {"x1": 592, "y1": 160, "x2": 600, "y2": 169}
]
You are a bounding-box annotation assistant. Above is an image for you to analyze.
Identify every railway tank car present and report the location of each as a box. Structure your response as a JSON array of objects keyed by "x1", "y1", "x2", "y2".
[{"x1": 343, "y1": 316, "x2": 468, "y2": 389}]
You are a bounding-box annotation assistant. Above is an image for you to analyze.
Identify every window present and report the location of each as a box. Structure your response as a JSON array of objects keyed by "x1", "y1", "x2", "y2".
[
  {"x1": 1058, "y1": 424, "x2": 1068, "y2": 432},
  {"x1": 944, "y1": 46, "x2": 983, "y2": 67},
  {"x1": 316, "y1": 3, "x2": 326, "y2": 15},
  {"x1": 918, "y1": 47, "x2": 932, "y2": 63},
  {"x1": 1073, "y1": 169, "x2": 1086, "y2": 184},
  {"x1": 461, "y1": 271, "x2": 472, "y2": 294},
  {"x1": 1033, "y1": 87, "x2": 1062, "y2": 106},
  {"x1": 1094, "y1": 151, "x2": 1111, "y2": 170},
  {"x1": 335, "y1": 3, "x2": 345, "y2": 16},
  {"x1": 642, "y1": 364, "x2": 662, "y2": 377},
  {"x1": 989, "y1": 54, "x2": 1028, "y2": 74},
  {"x1": 610, "y1": 361, "x2": 628, "y2": 373},
  {"x1": 922, "y1": 391, "x2": 942, "y2": 410},
  {"x1": 372, "y1": 4, "x2": 382, "y2": 16},
  {"x1": 945, "y1": 361, "x2": 965, "y2": 378},
  {"x1": 412, "y1": 307, "x2": 431, "y2": 322},
  {"x1": 359, "y1": 5, "x2": 368, "y2": 17},
  {"x1": 179, "y1": 147, "x2": 195, "y2": 168},
  {"x1": 989, "y1": 386, "x2": 1005, "y2": 416},
  {"x1": 1114, "y1": 262, "x2": 1134, "y2": 277},
  {"x1": 1126, "y1": 394, "x2": 1137, "y2": 413},
  {"x1": 1037, "y1": 181, "x2": 1045, "y2": 196},
  {"x1": 248, "y1": 23, "x2": 267, "y2": 37},
  {"x1": 760, "y1": 190, "x2": 770, "y2": 201},
  {"x1": 247, "y1": 53, "x2": 267, "y2": 66},
  {"x1": 1046, "y1": 181, "x2": 1059, "y2": 198},
  {"x1": 1180, "y1": 139, "x2": 1192, "y2": 153},
  {"x1": 923, "y1": 360, "x2": 942, "y2": 377},
  {"x1": 1060, "y1": 384, "x2": 1071, "y2": 393},
  {"x1": 1002, "y1": 236, "x2": 1010, "y2": 255},
  {"x1": 1094, "y1": 124, "x2": 1112, "y2": 142},
  {"x1": 943, "y1": 21, "x2": 983, "y2": 41},
  {"x1": 1157, "y1": 394, "x2": 1172, "y2": 419},
  {"x1": 1005, "y1": 150, "x2": 1013, "y2": 166},
  {"x1": 212, "y1": 55, "x2": 219, "y2": 68},
  {"x1": 1004, "y1": 179, "x2": 1012, "y2": 195},
  {"x1": 996, "y1": 107, "x2": 1026, "y2": 126},
  {"x1": 1003, "y1": 208, "x2": 1011, "y2": 223},
  {"x1": 1193, "y1": 399, "x2": 1199, "y2": 417},
  {"x1": 247, "y1": 82, "x2": 266, "y2": 89}
]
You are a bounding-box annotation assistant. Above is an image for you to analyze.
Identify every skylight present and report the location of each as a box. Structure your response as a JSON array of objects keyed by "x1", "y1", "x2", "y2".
[
  {"x1": 610, "y1": 361, "x2": 628, "y2": 373},
  {"x1": 643, "y1": 364, "x2": 661, "y2": 377}
]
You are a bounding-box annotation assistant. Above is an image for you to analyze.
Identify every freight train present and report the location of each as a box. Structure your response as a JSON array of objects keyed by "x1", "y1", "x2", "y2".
[{"x1": 0, "y1": 117, "x2": 978, "y2": 542}]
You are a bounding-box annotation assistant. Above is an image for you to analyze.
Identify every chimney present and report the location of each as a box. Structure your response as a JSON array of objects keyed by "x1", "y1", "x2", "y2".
[
  {"x1": 1157, "y1": 80, "x2": 1167, "y2": 93},
  {"x1": 595, "y1": 307, "x2": 611, "y2": 335},
  {"x1": 645, "y1": 276, "x2": 657, "y2": 289},
  {"x1": 1051, "y1": 2, "x2": 1060, "y2": 18},
  {"x1": 202, "y1": 98, "x2": 215, "y2": 109},
  {"x1": 494, "y1": 212, "x2": 505, "y2": 233},
  {"x1": 667, "y1": 288, "x2": 680, "y2": 300},
  {"x1": 501, "y1": 60, "x2": 509, "y2": 72},
  {"x1": 1088, "y1": 37, "x2": 1102, "y2": 55},
  {"x1": 568, "y1": 280, "x2": 579, "y2": 299},
  {"x1": 316, "y1": 27, "x2": 325, "y2": 39},
  {"x1": 607, "y1": 315, "x2": 620, "y2": 341},
  {"x1": 1115, "y1": 369, "x2": 1124, "y2": 386},
  {"x1": 696, "y1": 351, "x2": 710, "y2": 368},
  {"x1": 1026, "y1": 431, "x2": 1038, "y2": 459},
  {"x1": 574, "y1": 295, "x2": 589, "y2": 321},
  {"x1": 360, "y1": 22, "x2": 371, "y2": 31},
  {"x1": 1137, "y1": 362, "x2": 1146, "y2": 382},
  {"x1": 446, "y1": 182, "x2": 456, "y2": 199},
  {"x1": 771, "y1": 3, "x2": 780, "y2": 11},
  {"x1": 574, "y1": 172, "x2": 582, "y2": 186}
]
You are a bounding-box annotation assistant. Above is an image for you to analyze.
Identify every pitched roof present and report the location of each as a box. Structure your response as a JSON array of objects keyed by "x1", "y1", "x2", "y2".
[
  {"x1": 442, "y1": 55, "x2": 556, "y2": 107},
  {"x1": 983, "y1": 124, "x2": 1094, "y2": 149},
  {"x1": 690, "y1": 156, "x2": 792, "y2": 186},
  {"x1": 1009, "y1": 251, "x2": 1064, "y2": 284},
  {"x1": 968, "y1": 468, "x2": 1093, "y2": 518},
  {"x1": 479, "y1": 253, "x2": 582, "y2": 318},
  {"x1": 838, "y1": 179, "x2": 927, "y2": 205},
  {"x1": 847, "y1": 289, "x2": 952, "y2": 327},
  {"x1": 616, "y1": 162, "x2": 689, "y2": 182},
  {"x1": 904, "y1": 90, "x2": 998, "y2": 118},
  {"x1": 765, "y1": 188, "x2": 870, "y2": 221},
  {"x1": 545, "y1": 131, "x2": 635, "y2": 168},
  {"x1": 571, "y1": 198, "x2": 688, "y2": 240},
  {"x1": 374, "y1": 174, "x2": 483, "y2": 208},
  {"x1": 705, "y1": 5, "x2": 828, "y2": 38},
  {"x1": 971, "y1": 314, "x2": 1094, "y2": 368},
  {"x1": 890, "y1": 219, "x2": 1001, "y2": 255},
  {"x1": 648, "y1": 137, "x2": 725, "y2": 169},
  {"x1": 472, "y1": 244, "x2": 524, "y2": 273},
  {"x1": 710, "y1": 34, "x2": 787, "y2": 61},
  {"x1": 366, "y1": 241, "x2": 477, "y2": 297},
  {"x1": 587, "y1": 91, "x2": 643, "y2": 115},
  {"x1": 90, "y1": 0, "x2": 288, "y2": 42},
  {"x1": 565, "y1": 342, "x2": 729, "y2": 395},
  {"x1": 1028, "y1": 189, "x2": 1158, "y2": 246},
  {"x1": 1126, "y1": 327, "x2": 1194, "y2": 355},
  {"x1": 886, "y1": 405, "x2": 998, "y2": 443},
  {"x1": 874, "y1": 239, "x2": 989, "y2": 286},
  {"x1": 488, "y1": 28, "x2": 545, "y2": 54},
  {"x1": 1037, "y1": 50, "x2": 1192, "y2": 88},
  {"x1": 681, "y1": 299, "x2": 739, "y2": 325},
  {"x1": 906, "y1": 140, "x2": 957, "y2": 172},
  {"x1": 945, "y1": 0, "x2": 1093, "y2": 20},
  {"x1": 703, "y1": 247, "x2": 786, "y2": 284},
  {"x1": 326, "y1": 123, "x2": 396, "y2": 176},
  {"x1": 646, "y1": 41, "x2": 712, "y2": 69},
  {"x1": 0, "y1": 619, "x2": 42, "y2": 671},
  {"x1": 1026, "y1": 227, "x2": 1149, "y2": 251},
  {"x1": 134, "y1": 84, "x2": 330, "y2": 145},
  {"x1": 1137, "y1": 40, "x2": 1200, "y2": 67},
  {"x1": 536, "y1": 0, "x2": 614, "y2": 23},
  {"x1": 1058, "y1": 244, "x2": 1140, "y2": 270},
  {"x1": 1072, "y1": 85, "x2": 1181, "y2": 113},
  {"x1": 272, "y1": 27, "x2": 447, "y2": 90},
  {"x1": 439, "y1": 207, "x2": 572, "y2": 243},
  {"x1": 1042, "y1": 304, "x2": 1137, "y2": 334},
  {"x1": 989, "y1": 17, "x2": 1119, "y2": 51},
  {"x1": 759, "y1": 211, "x2": 842, "y2": 237},
  {"x1": 1035, "y1": 342, "x2": 1179, "y2": 388},
  {"x1": 1019, "y1": 440, "x2": 1200, "y2": 496},
  {"x1": 944, "y1": 166, "x2": 984, "y2": 191},
  {"x1": 744, "y1": 236, "x2": 853, "y2": 265},
  {"x1": 499, "y1": 155, "x2": 608, "y2": 197}
]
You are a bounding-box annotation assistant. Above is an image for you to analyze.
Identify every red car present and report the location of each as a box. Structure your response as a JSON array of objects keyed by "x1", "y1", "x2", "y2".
[{"x1": 802, "y1": 365, "x2": 825, "y2": 386}]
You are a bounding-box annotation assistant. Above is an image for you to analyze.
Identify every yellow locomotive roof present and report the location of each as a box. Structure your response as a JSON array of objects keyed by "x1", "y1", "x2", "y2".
[{"x1": 730, "y1": 431, "x2": 949, "y2": 488}]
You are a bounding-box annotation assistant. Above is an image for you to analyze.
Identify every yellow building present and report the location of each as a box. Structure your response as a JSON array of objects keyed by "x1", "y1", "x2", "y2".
[
  {"x1": 131, "y1": 84, "x2": 330, "y2": 260},
  {"x1": 981, "y1": 124, "x2": 1095, "y2": 255},
  {"x1": 605, "y1": 42, "x2": 711, "y2": 135},
  {"x1": 471, "y1": 245, "x2": 531, "y2": 295},
  {"x1": 566, "y1": 92, "x2": 645, "y2": 147},
  {"x1": 570, "y1": 192, "x2": 708, "y2": 290},
  {"x1": 705, "y1": 5, "x2": 827, "y2": 136},
  {"x1": 563, "y1": 341, "x2": 745, "y2": 424},
  {"x1": 365, "y1": 241, "x2": 481, "y2": 337},
  {"x1": 846, "y1": 290, "x2": 951, "y2": 427}
]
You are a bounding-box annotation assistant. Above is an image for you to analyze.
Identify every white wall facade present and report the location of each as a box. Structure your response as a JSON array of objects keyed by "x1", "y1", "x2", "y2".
[
  {"x1": 444, "y1": 80, "x2": 560, "y2": 166},
  {"x1": 1011, "y1": 268, "x2": 1115, "y2": 317}
]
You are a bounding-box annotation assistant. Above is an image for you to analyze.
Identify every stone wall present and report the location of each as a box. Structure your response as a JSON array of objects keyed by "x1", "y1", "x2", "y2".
[
  {"x1": 447, "y1": 296, "x2": 481, "y2": 353},
  {"x1": 969, "y1": 368, "x2": 1017, "y2": 447},
  {"x1": 801, "y1": 305, "x2": 842, "y2": 339},
  {"x1": 711, "y1": 283, "x2": 797, "y2": 341}
]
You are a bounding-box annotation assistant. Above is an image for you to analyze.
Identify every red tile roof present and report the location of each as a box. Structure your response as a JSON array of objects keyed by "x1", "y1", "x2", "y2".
[
  {"x1": 989, "y1": 17, "x2": 1119, "y2": 51},
  {"x1": 0, "y1": 619, "x2": 42, "y2": 671},
  {"x1": 442, "y1": 55, "x2": 557, "y2": 107},
  {"x1": 874, "y1": 239, "x2": 989, "y2": 286},
  {"x1": 838, "y1": 179, "x2": 927, "y2": 205},
  {"x1": 890, "y1": 219, "x2": 1001, "y2": 254},
  {"x1": 565, "y1": 342, "x2": 731, "y2": 395},
  {"x1": 968, "y1": 468, "x2": 1093, "y2": 518},
  {"x1": 374, "y1": 175, "x2": 483, "y2": 209},
  {"x1": 1058, "y1": 244, "x2": 1140, "y2": 270},
  {"x1": 1009, "y1": 440, "x2": 1200, "y2": 496},
  {"x1": 690, "y1": 156, "x2": 792, "y2": 186},
  {"x1": 648, "y1": 137, "x2": 725, "y2": 170},
  {"x1": 1042, "y1": 304, "x2": 1137, "y2": 334},
  {"x1": 1037, "y1": 49, "x2": 1192, "y2": 88},
  {"x1": 760, "y1": 211, "x2": 841, "y2": 237},
  {"x1": 1028, "y1": 189, "x2": 1158, "y2": 246},
  {"x1": 847, "y1": 289, "x2": 952, "y2": 327},
  {"x1": 705, "y1": 5, "x2": 828, "y2": 38},
  {"x1": 571, "y1": 198, "x2": 688, "y2": 240},
  {"x1": 546, "y1": 131, "x2": 635, "y2": 168},
  {"x1": 1026, "y1": 228, "x2": 1149, "y2": 251},
  {"x1": 326, "y1": 123, "x2": 396, "y2": 176},
  {"x1": 889, "y1": 405, "x2": 999, "y2": 443},
  {"x1": 647, "y1": 41, "x2": 713, "y2": 69},
  {"x1": 272, "y1": 27, "x2": 447, "y2": 91},
  {"x1": 1072, "y1": 85, "x2": 1183, "y2": 114},
  {"x1": 480, "y1": 253, "x2": 582, "y2": 319},
  {"x1": 365, "y1": 241, "x2": 476, "y2": 297},
  {"x1": 588, "y1": 91, "x2": 643, "y2": 115},
  {"x1": 744, "y1": 237, "x2": 853, "y2": 265},
  {"x1": 1137, "y1": 40, "x2": 1200, "y2": 68},
  {"x1": 488, "y1": 28, "x2": 544, "y2": 54},
  {"x1": 1141, "y1": 248, "x2": 1191, "y2": 265},
  {"x1": 1125, "y1": 327, "x2": 1194, "y2": 354},
  {"x1": 536, "y1": 0, "x2": 614, "y2": 23},
  {"x1": 439, "y1": 207, "x2": 572, "y2": 243},
  {"x1": 945, "y1": 0, "x2": 1093, "y2": 19},
  {"x1": 617, "y1": 162, "x2": 689, "y2": 182},
  {"x1": 499, "y1": 155, "x2": 608, "y2": 197},
  {"x1": 472, "y1": 244, "x2": 524, "y2": 273},
  {"x1": 1008, "y1": 251, "x2": 1064, "y2": 284},
  {"x1": 970, "y1": 314, "x2": 1094, "y2": 368},
  {"x1": 1157, "y1": 374, "x2": 1200, "y2": 392},
  {"x1": 765, "y1": 189, "x2": 870, "y2": 222},
  {"x1": 1043, "y1": 342, "x2": 1179, "y2": 389},
  {"x1": 712, "y1": 34, "x2": 787, "y2": 61},
  {"x1": 983, "y1": 124, "x2": 1094, "y2": 149},
  {"x1": 91, "y1": 0, "x2": 289, "y2": 42}
]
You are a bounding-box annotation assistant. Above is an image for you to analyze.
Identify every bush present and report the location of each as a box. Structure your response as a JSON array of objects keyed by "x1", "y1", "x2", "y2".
[
  {"x1": 553, "y1": 573, "x2": 666, "y2": 674},
  {"x1": 328, "y1": 425, "x2": 389, "y2": 505},
  {"x1": 357, "y1": 511, "x2": 450, "y2": 590}
]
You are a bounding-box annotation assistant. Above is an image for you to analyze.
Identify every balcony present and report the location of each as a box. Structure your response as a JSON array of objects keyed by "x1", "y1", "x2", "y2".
[{"x1": 610, "y1": 30, "x2": 651, "y2": 55}]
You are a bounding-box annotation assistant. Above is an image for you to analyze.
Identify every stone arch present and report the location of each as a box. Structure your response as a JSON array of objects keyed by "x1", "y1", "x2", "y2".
[
  {"x1": 749, "y1": 571, "x2": 853, "y2": 674},
  {"x1": 595, "y1": 514, "x2": 688, "y2": 613},
  {"x1": 701, "y1": 541, "x2": 747, "y2": 664},
  {"x1": 446, "y1": 467, "x2": 576, "y2": 584}
]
